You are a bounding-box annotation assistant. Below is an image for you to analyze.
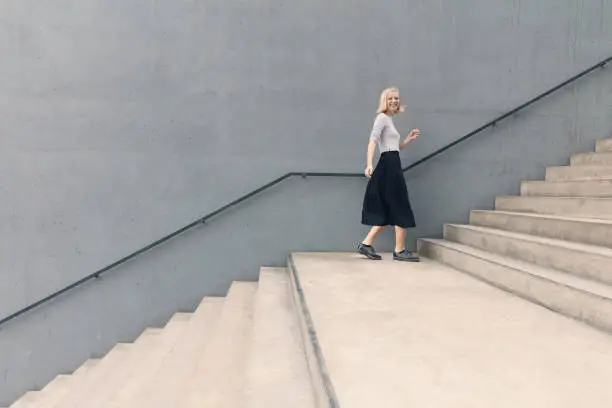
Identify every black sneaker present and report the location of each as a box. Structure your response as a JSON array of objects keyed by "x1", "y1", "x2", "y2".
[
  {"x1": 357, "y1": 243, "x2": 382, "y2": 260},
  {"x1": 393, "y1": 250, "x2": 420, "y2": 262}
]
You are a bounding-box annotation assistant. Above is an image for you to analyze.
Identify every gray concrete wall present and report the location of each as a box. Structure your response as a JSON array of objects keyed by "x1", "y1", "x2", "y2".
[{"x1": 1, "y1": 0, "x2": 612, "y2": 403}]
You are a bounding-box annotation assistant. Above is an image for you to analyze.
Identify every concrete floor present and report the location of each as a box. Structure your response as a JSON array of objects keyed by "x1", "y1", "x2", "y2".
[{"x1": 292, "y1": 252, "x2": 612, "y2": 408}]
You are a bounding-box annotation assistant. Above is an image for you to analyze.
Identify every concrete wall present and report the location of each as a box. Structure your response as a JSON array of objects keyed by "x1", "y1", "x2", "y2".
[{"x1": 2, "y1": 0, "x2": 612, "y2": 403}]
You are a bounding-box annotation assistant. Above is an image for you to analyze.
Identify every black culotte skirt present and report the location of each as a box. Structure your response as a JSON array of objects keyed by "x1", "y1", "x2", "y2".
[{"x1": 361, "y1": 151, "x2": 416, "y2": 228}]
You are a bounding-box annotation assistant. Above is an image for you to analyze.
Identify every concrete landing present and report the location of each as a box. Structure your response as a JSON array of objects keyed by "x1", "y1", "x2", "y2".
[{"x1": 290, "y1": 253, "x2": 612, "y2": 408}]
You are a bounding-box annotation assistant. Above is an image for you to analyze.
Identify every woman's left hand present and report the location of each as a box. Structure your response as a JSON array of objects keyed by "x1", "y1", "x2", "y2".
[
  {"x1": 400, "y1": 128, "x2": 420, "y2": 150},
  {"x1": 407, "y1": 128, "x2": 420, "y2": 141}
]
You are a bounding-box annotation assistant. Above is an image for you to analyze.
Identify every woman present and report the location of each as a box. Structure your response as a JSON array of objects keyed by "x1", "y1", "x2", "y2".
[{"x1": 357, "y1": 87, "x2": 420, "y2": 262}]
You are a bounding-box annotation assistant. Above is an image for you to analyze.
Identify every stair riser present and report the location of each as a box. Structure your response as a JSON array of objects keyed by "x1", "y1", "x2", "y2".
[
  {"x1": 596, "y1": 139, "x2": 612, "y2": 152},
  {"x1": 419, "y1": 240, "x2": 612, "y2": 334},
  {"x1": 520, "y1": 181, "x2": 612, "y2": 197},
  {"x1": 545, "y1": 166, "x2": 612, "y2": 181},
  {"x1": 470, "y1": 211, "x2": 612, "y2": 248},
  {"x1": 571, "y1": 153, "x2": 612, "y2": 166},
  {"x1": 495, "y1": 197, "x2": 612, "y2": 220},
  {"x1": 444, "y1": 225, "x2": 612, "y2": 285}
]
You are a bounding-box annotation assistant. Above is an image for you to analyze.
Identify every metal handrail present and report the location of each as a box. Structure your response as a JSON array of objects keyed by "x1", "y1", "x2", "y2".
[{"x1": 1, "y1": 54, "x2": 610, "y2": 329}]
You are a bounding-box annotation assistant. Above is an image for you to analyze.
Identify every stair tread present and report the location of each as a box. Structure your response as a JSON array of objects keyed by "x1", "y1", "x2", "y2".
[
  {"x1": 447, "y1": 223, "x2": 612, "y2": 256},
  {"x1": 548, "y1": 164, "x2": 612, "y2": 170},
  {"x1": 520, "y1": 178, "x2": 612, "y2": 190},
  {"x1": 243, "y1": 268, "x2": 315, "y2": 408},
  {"x1": 496, "y1": 196, "x2": 612, "y2": 219},
  {"x1": 472, "y1": 210, "x2": 612, "y2": 225},
  {"x1": 421, "y1": 238, "x2": 612, "y2": 300},
  {"x1": 573, "y1": 152, "x2": 612, "y2": 156},
  {"x1": 573, "y1": 152, "x2": 612, "y2": 158},
  {"x1": 522, "y1": 179, "x2": 612, "y2": 186},
  {"x1": 596, "y1": 139, "x2": 612, "y2": 151},
  {"x1": 546, "y1": 164, "x2": 612, "y2": 181},
  {"x1": 498, "y1": 195, "x2": 612, "y2": 201},
  {"x1": 520, "y1": 179, "x2": 612, "y2": 197}
]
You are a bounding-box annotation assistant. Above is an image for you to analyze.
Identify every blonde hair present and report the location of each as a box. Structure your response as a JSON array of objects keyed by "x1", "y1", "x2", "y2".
[{"x1": 376, "y1": 87, "x2": 405, "y2": 114}]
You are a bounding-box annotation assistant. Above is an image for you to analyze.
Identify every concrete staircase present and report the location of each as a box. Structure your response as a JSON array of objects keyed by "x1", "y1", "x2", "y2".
[
  {"x1": 6, "y1": 268, "x2": 315, "y2": 408},
  {"x1": 6, "y1": 139, "x2": 612, "y2": 408},
  {"x1": 420, "y1": 138, "x2": 612, "y2": 333}
]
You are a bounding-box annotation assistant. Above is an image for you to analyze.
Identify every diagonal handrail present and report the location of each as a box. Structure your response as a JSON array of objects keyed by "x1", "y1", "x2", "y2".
[
  {"x1": 404, "y1": 56, "x2": 611, "y2": 171},
  {"x1": 1, "y1": 54, "x2": 610, "y2": 329}
]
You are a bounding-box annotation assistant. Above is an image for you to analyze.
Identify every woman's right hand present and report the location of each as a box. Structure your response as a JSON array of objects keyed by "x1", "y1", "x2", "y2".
[{"x1": 365, "y1": 166, "x2": 374, "y2": 178}]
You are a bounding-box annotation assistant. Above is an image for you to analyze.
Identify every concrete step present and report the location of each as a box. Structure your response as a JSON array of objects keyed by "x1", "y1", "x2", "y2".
[
  {"x1": 10, "y1": 360, "x2": 98, "y2": 408},
  {"x1": 59, "y1": 325, "x2": 176, "y2": 408},
  {"x1": 110, "y1": 297, "x2": 224, "y2": 408},
  {"x1": 55, "y1": 314, "x2": 190, "y2": 408},
  {"x1": 49, "y1": 344, "x2": 134, "y2": 408},
  {"x1": 96, "y1": 316, "x2": 192, "y2": 408},
  {"x1": 596, "y1": 138, "x2": 612, "y2": 152},
  {"x1": 8, "y1": 392, "x2": 38, "y2": 408},
  {"x1": 35, "y1": 359, "x2": 101, "y2": 408},
  {"x1": 70, "y1": 358, "x2": 100, "y2": 377},
  {"x1": 10, "y1": 358, "x2": 100, "y2": 408},
  {"x1": 74, "y1": 328, "x2": 166, "y2": 408},
  {"x1": 31, "y1": 376, "x2": 71, "y2": 408},
  {"x1": 41, "y1": 375, "x2": 71, "y2": 396},
  {"x1": 520, "y1": 179, "x2": 612, "y2": 197},
  {"x1": 291, "y1": 252, "x2": 612, "y2": 407},
  {"x1": 469, "y1": 210, "x2": 612, "y2": 248},
  {"x1": 182, "y1": 281, "x2": 257, "y2": 408},
  {"x1": 444, "y1": 224, "x2": 612, "y2": 285},
  {"x1": 546, "y1": 164, "x2": 612, "y2": 181},
  {"x1": 571, "y1": 152, "x2": 612, "y2": 166},
  {"x1": 419, "y1": 239, "x2": 612, "y2": 333},
  {"x1": 495, "y1": 196, "x2": 612, "y2": 220},
  {"x1": 242, "y1": 268, "x2": 316, "y2": 408}
]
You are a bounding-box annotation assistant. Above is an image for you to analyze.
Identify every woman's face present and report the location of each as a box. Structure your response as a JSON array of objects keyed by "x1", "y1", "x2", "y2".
[{"x1": 387, "y1": 91, "x2": 400, "y2": 113}]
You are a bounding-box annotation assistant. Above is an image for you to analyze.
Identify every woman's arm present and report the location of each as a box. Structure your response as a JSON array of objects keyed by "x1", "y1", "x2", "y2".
[
  {"x1": 365, "y1": 139, "x2": 377, "y2": 177},
  {"x1": 400, "y1": 128, "x2": 420, "y2": 150},
  {"x1": 365, "y1": 114, "x2": 385, "y2": 177}
]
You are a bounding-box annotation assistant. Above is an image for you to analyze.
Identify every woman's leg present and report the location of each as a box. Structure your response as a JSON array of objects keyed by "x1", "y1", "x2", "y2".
[
  {"x1": 363, "y1": 226, "x2": 385, "y2": 246},
  {"x1": 394, "y1": 226, "x2": 407, "y2": 253},
  {"x1": 357, "y1": 226, "x2": 385, "y2": 260},
  {"x1": 393, "y1": 226, "x2": 420, "y2": 262}
]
